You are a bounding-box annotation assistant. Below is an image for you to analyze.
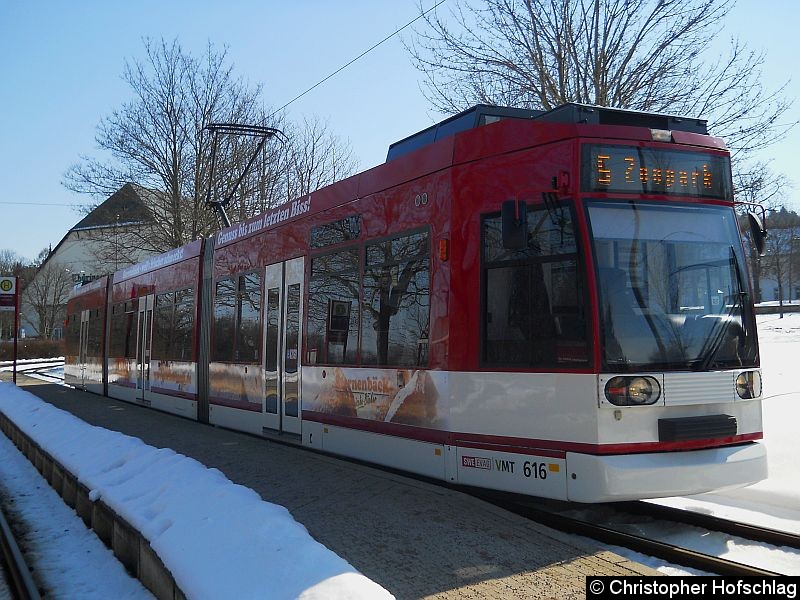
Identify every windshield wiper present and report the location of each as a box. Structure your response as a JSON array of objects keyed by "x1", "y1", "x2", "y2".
[
  {"x1": 694, "y1": 247, "x2": 747, "y2": 372},
  {"x1": 694, "y1": 294, "x2": 743, "y2": 371}
]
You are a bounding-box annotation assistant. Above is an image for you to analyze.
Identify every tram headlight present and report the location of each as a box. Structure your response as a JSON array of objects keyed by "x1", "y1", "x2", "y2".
[
  {"x1": 604, "y1": 376, "x2": 661, "y2": 406},
  {"x1": 735, "y1": 370, "x2": 762, "y2": 399}
]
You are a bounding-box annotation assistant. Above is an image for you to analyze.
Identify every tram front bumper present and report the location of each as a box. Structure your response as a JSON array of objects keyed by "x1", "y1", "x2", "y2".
[{"x1": 565, "y1": 442, "x2": 767, "y2": 503}]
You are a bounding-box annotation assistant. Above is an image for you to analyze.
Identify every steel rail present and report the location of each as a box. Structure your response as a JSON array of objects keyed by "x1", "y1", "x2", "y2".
[
  {"x1": 621, "y1": 501, "x2": 800, "y2": 550},
  {"x1": 0, "y1": 504, "x2": 41, "y2": 600},
  {"x1": 14, "y1": 363, "x2": 63, "y2": 373},
  {"x1": 470, "y1": 490, "x2": 782, "y2": 577}
]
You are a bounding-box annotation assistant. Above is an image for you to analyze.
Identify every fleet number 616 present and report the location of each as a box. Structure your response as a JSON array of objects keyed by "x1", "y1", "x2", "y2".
[{"x1": 523, "y1": 461, "x2": 547, "y2": 479}]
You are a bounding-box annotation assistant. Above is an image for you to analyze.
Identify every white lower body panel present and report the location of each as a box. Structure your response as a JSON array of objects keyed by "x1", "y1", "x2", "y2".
[
  {"x1": 108, "y1": 384, "x2": 197, "y2": 419},
  {"x1": 565, "y1": 442, "x2": 768, "y2": 503},
  {"x1": 108, "y1": 383, "x2": 139, "y2": 403},
  {"x1": 307, "y1": 423, "x2": 447, "y2": 480},
  {"x1": 209, "y1": 403, "x2": 264, "y2": 436},
  {"x1": 299, "y1": 418, "x2": 768, "y2": 502},
  {"x1": 144, "y1": 389, "x2": 197, "y2": 419}
]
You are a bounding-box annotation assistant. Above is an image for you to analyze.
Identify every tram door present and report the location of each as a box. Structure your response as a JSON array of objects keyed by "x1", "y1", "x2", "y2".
[
  {"x1": 263, "y1": 257, "x2": 304, "y2": 435},
  {"x1": 135, "y1": 294, "x2": 155, "y2": 400},
  {"x1": 77, "y1": 309, "x2": 90, "y2": 388}
]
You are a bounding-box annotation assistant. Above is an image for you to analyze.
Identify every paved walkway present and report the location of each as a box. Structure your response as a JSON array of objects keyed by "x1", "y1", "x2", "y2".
[{"x1": 5, "y1": 374, "x2": 657, "y2": 599}]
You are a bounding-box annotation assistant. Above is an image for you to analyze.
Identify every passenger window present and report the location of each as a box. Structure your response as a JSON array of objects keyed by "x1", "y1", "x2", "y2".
[
  {"x1": 173, "y1": 288, "x2": 195, "y2": 361},
  {"x1": 306, "y1": 248, "x2": 360, "y2": 365},
  {"x1": 361, "y1": 230, "x2": 430, "y2": 367},
  {"x1": 237, "y1": 273, "x2": 262, "y2": 362},
  {"x1": 65, "y1": 313, "x2": 80, "y2": 357},
  {"x1": 212, "y1": 278, "x2": 236, "y2": 362},
  {"x1": 153, "y1": 292, "x2": 174, "y2": 360},
  {"x1": 109, "y1": 300, "x2": 138, "y2": 359},
  {"x1": 152, "y1": 289, "x2": 195, "y2": 361},
  {"x1": 482, "y1": 204, "x2": 588, "y2": 367},
  {"x1": 213, "y1": 274, "x2": 262, "y2": 364}
]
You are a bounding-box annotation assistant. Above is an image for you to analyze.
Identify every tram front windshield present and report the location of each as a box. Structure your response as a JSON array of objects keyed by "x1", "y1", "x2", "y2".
[{"x1": 587, "y1": 201, "x2": 758, "y2": 372}]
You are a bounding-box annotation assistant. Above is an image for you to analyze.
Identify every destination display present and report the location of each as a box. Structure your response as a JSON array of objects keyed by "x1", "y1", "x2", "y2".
[{"x1": 581, "y1": 144, "x2": 731, "y2": 199}]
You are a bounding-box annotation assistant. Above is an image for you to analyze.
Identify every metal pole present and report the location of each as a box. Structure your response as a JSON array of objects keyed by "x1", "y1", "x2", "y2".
[{"x1": 13, "y1": 277, "x2": 18, "y2": 384}]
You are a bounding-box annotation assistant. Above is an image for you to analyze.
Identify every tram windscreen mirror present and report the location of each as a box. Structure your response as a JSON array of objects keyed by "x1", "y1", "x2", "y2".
[
  {"x1": 748, "y1": 211, "x2": 767, "y2": 256},
  {"x1": 501, "y1": 200, "x2": 527, "y2": 249}
]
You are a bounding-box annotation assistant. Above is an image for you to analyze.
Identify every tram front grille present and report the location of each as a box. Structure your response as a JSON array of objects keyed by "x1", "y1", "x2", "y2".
[{"x1": 658, "y1": 414, "x2": 737, "y2": 442}]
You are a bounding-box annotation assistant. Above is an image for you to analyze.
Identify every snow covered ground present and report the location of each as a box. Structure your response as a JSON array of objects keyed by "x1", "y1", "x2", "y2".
[
  {"x1": 0, "y1": 429, "x2": 151, "y2": 599},
  {"x1": 0, "y1": 384, "x2": 392, "y2": 599},
  {"x1": 0, "y1": 313, "x2": 797, "y2": 594}
]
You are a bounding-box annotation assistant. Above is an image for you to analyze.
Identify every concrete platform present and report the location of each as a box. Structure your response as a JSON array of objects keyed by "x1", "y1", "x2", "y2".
[{"x1": 5, "y1": 374, "x2": 658, "y2": 598}]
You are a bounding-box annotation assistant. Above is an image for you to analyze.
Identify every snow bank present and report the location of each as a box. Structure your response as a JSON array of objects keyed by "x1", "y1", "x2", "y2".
[{"x1": 0, "y1": 383, "x2": 393, "y2": 600}]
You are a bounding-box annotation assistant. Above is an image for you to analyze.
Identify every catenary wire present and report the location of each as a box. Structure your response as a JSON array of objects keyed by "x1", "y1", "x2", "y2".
[{"x1": 271, "y1": 0, "x2": 446, "y2": 116}]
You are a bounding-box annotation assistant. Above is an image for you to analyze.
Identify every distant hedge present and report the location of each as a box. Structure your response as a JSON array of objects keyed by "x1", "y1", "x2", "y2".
[{"x1": 0, "y1": 339, "x2": 65, "y2": 361}]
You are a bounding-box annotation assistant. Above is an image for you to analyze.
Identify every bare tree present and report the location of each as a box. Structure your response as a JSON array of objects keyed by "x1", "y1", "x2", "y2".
[
  {"x1": 406, "y1": 0, "x2": 793, "y2": 159},
  {"x1": 64, "y1": 39, "x2": 256, "y2": 252},
  {"x1": 65, "y1": 38, "x2": 358, "y2": 256},
  {"x1": 759, "y1": 207, "x2": 800, "y2": 317},
  {"x1": 287, "y1": 116, "x2": 359, "y2": 200},
  {"x1": 735, "y1": 164, "x2": 790, "y2": 303},
  {"x1": 22, "y1": 253, "x2": 73, "y2": 340},
  {"x1": 0, "y1": 250, "x2": 32, "y2": 340}
]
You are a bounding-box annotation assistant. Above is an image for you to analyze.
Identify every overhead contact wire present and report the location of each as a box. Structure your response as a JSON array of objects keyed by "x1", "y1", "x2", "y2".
[{"x1": 272, "y1": 0, "x2": 446, "y2": 116}]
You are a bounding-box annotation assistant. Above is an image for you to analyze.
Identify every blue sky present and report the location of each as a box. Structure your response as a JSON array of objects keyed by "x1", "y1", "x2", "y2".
[{"x1": 0, "y1": 1, "x2": 797, "y2": 262}]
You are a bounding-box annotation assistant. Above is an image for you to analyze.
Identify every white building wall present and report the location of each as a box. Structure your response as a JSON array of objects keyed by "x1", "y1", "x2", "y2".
[{"x1": 21, "y1": 226, "x2": 155, "y2": 338}]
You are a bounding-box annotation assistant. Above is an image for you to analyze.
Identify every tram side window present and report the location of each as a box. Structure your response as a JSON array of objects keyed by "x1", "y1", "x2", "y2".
[
  {"x1": 86, "y1": 309, "x2": 103, "y2": 358},
  {"x1": 306, "y1": 248, "x2": 360, "y2": 365},
  {"x1": 212, "y1": 278, "x2": 236, "y2": 362},
  {"x1": 361, "y1": 230, "x2": 430, "y2": 367},
  {"x1": 110, "y1": 301, "x2": 138, "y2": 359},
  {"x1": 152, "y1": 289, "x2": 196, "y2": 361},
  {"x1": 109, "y1": 305, "x2": 124, "y2": 357},
  {"x1": 236, "y1": 274, "x2": 261, "y2": 362},
  {"x1": 482, "y1": 205, "x2": 588, "y2": 367},
  {"x1": 65, "y1": 314, "x2": 80, "y2": 357},
  {"x1": 212, "y1": 274, "x2": 262, "y2": 363},
  {"x1": 173, "y1": 288, "x2": 195, "y2": 361},
  {"x1": 153, "y1": 292, "x2": 174, "y2": 360}
]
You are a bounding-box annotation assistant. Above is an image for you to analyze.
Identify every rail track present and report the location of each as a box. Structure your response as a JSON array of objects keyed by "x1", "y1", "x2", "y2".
[
  {"x1": 621, "y1": 501, "x2": 800, "y2": 551},
  {"x1": 471, "y1": 489, "x2": 798, "y2": 576},
  {"x1": 0, "y1": 359, "x2": 64, "y2": 384},
  {"x1": 0, "y1": 502, "x2": 41, "y2": 600}
]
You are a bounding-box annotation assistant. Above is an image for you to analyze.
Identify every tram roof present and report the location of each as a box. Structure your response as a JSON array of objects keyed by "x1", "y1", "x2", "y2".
[{"x1": 386, "y1": 103, "x2": 709, "y2": 162}]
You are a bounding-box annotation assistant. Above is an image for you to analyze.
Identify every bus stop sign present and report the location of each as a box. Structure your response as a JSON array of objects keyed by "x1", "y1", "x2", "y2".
[{"x1": 0, "y1": 277, "x2": 15, "y2": 311}]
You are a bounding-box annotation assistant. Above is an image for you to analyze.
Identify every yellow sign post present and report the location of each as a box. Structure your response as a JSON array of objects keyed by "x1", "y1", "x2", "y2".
[{"x1": 0, "y1": 277, "x2": 19, "y2": 383}]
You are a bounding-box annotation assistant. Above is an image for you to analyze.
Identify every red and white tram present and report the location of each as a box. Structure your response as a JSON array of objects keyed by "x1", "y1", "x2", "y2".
[{"x1": 65, "y1": 103, "x2": 767, "y2": 502}]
